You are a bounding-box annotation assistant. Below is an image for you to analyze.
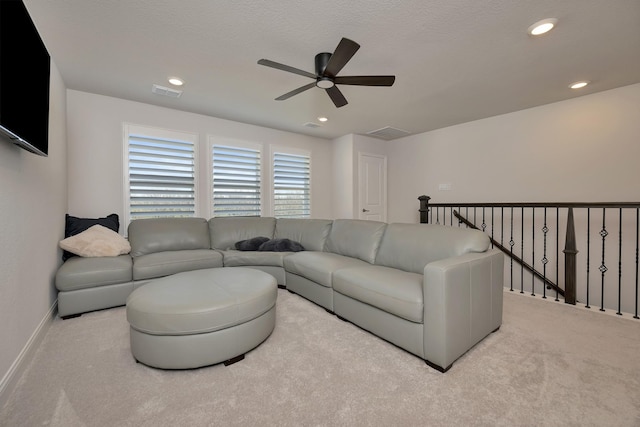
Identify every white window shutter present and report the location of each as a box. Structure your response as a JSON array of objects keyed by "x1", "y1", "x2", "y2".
[
  {"x1": 212, "y1": 145, "x2": 261, "y2": 217},
  {"x1": 128, "y1": 134, "x2": 195, "y2": 220},
  {"x1": 273, "y1": 152, "x2": 310, "y2": 218}
]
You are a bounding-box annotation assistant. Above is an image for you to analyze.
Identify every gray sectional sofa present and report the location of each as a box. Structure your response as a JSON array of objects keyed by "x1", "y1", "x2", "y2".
[{"x1": 55, "y1": 216, "x2": 504, "y2": 371}]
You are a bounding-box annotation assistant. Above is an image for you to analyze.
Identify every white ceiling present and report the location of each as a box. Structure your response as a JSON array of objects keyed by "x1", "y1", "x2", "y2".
[{"x1": 24, "y1": 0, "x2": 640, "y2": 140}]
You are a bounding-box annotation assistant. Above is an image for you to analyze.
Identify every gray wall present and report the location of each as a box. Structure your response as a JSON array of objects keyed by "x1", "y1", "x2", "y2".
[{"x1": 0, "y1": 61, "x2": 67, "y2": 401}]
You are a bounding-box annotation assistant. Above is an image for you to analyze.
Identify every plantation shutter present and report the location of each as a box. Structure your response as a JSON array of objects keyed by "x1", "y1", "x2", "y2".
[
  {"x1": 273, "y1": 152, "x2": 310, "y2": 218},
  {"x1": 212, "y1": 145, "x2": 261, "y2": 217},
  {"x1": 128, "y1": 134, "x2": 195, "y2": 220}
]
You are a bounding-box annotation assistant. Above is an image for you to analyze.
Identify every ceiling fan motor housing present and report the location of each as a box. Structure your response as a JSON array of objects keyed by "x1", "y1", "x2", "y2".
[
  {"x1": 315, "y1": 52, "x2": 332, "y2": 75},
  {"x1": 315, "y1": 52, "x2": 334, "y2": 88}
]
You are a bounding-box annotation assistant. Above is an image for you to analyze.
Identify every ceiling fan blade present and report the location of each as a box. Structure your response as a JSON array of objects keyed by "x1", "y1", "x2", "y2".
[
  {"x1": 275, "y1": 82, "x2": 317, "y2": 100},
  {"x1": 323, "y1": 38, "x2": 360, "y2": 78},
  {"x1": 333, "y1": 75, "x2": 396, "y2": 86},
  {"x1": 326, "y1": 86, "x2": 348, "y2": 108},
  {"x1": 258, "y1": 59, "x2": 317, "y2": 79}
]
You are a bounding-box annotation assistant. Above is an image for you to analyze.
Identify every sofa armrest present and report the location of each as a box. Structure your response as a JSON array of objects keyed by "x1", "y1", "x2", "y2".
[{"x1": 422, "y1": 249, "x2": 504, "y2": 371}]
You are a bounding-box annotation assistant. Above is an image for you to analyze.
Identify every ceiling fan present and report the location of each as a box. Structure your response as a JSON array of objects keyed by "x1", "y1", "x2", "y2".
[{"x1": 257, "y1": 38, "x2": 395, "y2": 108}]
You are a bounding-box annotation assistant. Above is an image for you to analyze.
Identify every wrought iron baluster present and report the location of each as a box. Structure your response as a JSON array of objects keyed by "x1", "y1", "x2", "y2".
[
  {"x1": 618, "y1": 209, "x2": 623, "y2": 316},
  {"x1": 490, "y1": 207, "x2": 494, "y2": 249},
  {"x1": 521, "y1": 207, "x2": 524, "y2": 294},
  {"x1": 510, "y1": 207, "x2": 514, "y2": 292},
  {"x1": 532, "y1": 207, "x2": 536, "y2": 297},
  {"x1": 542, "y1": 208, "x2": 548, "y2": 299},
  {"x1": 633, "y1": 208, "x2": 640, "y2": 319},
  {"x1": 600, "y1": 208, "x2": 608, "y2": 312},
  {"x1": 472, "y1": 206, "x2": 476, "y2": 228},
  {"x1": 556, "y1": 208, "x2": 560, "y2": 301},
  {"x1": 586, "y1": 209, "x2": 591, "y2": 309},
  {"x1": 501, "y1": 207, "x2": 504, "y2": 247}
]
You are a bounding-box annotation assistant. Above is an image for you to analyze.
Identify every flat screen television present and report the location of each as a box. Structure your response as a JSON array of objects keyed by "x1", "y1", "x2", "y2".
[{"x1": 0, "y1": 0, "x2": 51, "y2": 157}]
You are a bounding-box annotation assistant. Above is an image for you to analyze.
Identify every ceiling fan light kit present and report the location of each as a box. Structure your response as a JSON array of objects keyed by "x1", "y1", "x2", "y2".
[
  {"x1": 316, "y1": 76, "x2": 335, "y2": 89},
  {"x1": 258, "y1": 38, "x2": 395, "y2": 108}
]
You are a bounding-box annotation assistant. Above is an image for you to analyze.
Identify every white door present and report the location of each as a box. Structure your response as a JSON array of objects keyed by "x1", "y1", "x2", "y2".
[{"x1": 358, "y1": 152, "x2": 387, "y2": 221}]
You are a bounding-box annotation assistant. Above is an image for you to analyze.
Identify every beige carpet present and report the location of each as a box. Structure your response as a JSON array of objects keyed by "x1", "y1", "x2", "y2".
[{"x1": 1, "y1": 289, "x2": 639, "y2": 427}]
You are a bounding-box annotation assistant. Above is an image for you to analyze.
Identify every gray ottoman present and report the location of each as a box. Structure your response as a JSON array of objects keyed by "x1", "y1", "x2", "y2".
[{"x1": 126, "y1": 267, "x2": 277, "y2": 369}]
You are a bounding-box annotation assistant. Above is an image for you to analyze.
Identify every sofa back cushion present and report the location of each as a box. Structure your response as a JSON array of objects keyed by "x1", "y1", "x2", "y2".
[
  {"x1": 209, "y1": 217, "x2": 276, "y2": 250},
  {"x1": 274, "y1": 218, "x2": 333, "y2": 252},
  {"x1": 325, "y1": 219, "x2": 386, "y2": 264},
  {"x1": 375, "y1": 223, "x2": 490, "y2": 274},
  {"x1": 128, "y1": 218, "x2": 210, "y2": 258}
]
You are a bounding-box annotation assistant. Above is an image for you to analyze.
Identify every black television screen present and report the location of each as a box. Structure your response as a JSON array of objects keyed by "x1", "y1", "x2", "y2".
[{"x1": 0, "y1": 0, "x2": 50, "y2": 157}]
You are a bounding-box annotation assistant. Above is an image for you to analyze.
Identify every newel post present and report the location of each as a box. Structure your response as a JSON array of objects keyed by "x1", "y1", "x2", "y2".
[
  {"x1": 418, "y1": 195, "x2": 431, "y2": 224},
  {"x1": 563, "y1": 207, "x2": 578, "y2": 304}
]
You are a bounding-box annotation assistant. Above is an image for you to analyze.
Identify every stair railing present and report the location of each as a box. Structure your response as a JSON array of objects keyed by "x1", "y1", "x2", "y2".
[{"x1": 418, "y1": 195, "x2": 640, "y2": 319}]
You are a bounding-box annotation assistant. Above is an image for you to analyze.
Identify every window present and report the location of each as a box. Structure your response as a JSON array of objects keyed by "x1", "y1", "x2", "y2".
[
  {"x1": 125, "y1": 126, "x2": 197, "y2": 223},
  {"x1": 212, "y1": 144, "x2": 261, "y2": 217},
  {"x1": 125, "y1": 127, "x2": 313, "y2": 222},
  {"x1": 273, "y1": 151, "x2": 310, "y2": 218}
]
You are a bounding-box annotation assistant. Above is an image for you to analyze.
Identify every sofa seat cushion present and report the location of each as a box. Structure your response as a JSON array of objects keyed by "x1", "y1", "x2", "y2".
[
  {"x1": 221, "y1": 250, "x2": 288, "y2": 267},
  {"x1": 132, "y1": 249, "x2": 223, "y2": 281},
  {"x1": 283, "y1": 251, "x2": 369, "y2": 288},
  {"x1": 333, "y1": 265, "x2": 424, "y2": 323},
  {"x1": 56, "y1": 255, "x2": 133, "y2": 292}
]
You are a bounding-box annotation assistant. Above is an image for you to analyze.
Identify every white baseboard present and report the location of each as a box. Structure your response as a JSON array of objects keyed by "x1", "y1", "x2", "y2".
[{"x1": 0, "y1": 300, "x2": 58, "y2": 411}]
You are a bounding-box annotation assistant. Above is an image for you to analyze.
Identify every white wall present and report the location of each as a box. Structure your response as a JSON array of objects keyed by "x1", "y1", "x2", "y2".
[
  {"x1": 66, "y1": 90, "x2": 334, "y2": 223},
  {"x1": 0, "y1": 62, "x2": 67, "y2": 402},
  {"x1": 388, "y1": 83, "x2": 640, "y2": 224},
  {"x1": 331, "y1": 134, "x2": 354, "y2": 218}
]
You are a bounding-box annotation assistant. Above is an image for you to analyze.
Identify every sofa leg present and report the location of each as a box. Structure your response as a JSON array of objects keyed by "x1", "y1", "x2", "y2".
[
  {"x1": 223, "y1": 354, "x2": 245, "y2": 366},
  {"x1": 277, "y1": 284, "x2": 286, "y2": 289},
  {"x1": 61, "y1": 313, "x2": 82, "y2": 320},
  {"x1": 425, "y1": 359, "x2": 452, "y2": 373}
]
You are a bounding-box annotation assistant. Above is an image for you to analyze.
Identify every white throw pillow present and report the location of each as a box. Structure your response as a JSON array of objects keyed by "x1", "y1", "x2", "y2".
[{"x1": 59, "y1": 224, "x2": 131, "y2": 257}]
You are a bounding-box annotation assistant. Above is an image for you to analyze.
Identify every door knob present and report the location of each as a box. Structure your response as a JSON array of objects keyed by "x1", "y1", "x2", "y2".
[{"x1": 362, "y1": 208, "x2": 370, "y2": 212}]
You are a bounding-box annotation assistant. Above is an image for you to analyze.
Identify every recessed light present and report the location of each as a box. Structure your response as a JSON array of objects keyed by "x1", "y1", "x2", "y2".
[
  {"x1": 528, "y1": 18, "x2": 558, "y2": 36},
  {"x1": 569, "y1": 81, "x2": 589, "y2": 89},
  {"x1": 318, "y1": 116, "x2": 328, "y2": 122},
  {"x1": 168, "y1": 77, "x2": 184, "y2": 86}
]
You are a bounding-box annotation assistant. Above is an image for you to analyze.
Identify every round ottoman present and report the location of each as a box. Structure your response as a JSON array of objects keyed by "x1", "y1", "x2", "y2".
[{"x1": 126, "y1": 267, "x2": 277, "y2": 369}]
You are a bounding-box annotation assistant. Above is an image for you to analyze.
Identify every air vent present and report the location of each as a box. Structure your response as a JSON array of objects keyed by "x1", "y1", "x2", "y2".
[
  {"x1": 152, "y1": 84, "x2": 183, "y2": 98},
  {"x1": 303, "y1": 122, "x2": 321, "y2": 128},
  {"x1": 366, "y1": 126, "x2": 411, "y2": 140}
]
